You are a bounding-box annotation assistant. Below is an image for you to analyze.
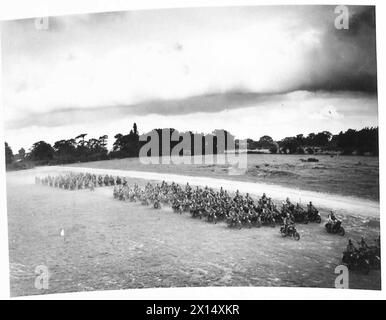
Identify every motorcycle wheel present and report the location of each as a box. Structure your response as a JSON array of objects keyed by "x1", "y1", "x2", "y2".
[
  {"x1": 360, "y1": 261, "x2": 370, "y2": 275},
  {"x1": 294, "y1": 232, "x2": 300, "y2": 241},
  {"x1": 316, "y1": 216, "x2": 322, "y2": 223},
  {"x1": 372, "y1": 256, "x2": 381, "y2": 270},
  {"x1": 342, "y1": 253, "x2": 350, "y2": 265},
  {"x1": 339, "y1": 227, "x2": 345, "y2": 236}
]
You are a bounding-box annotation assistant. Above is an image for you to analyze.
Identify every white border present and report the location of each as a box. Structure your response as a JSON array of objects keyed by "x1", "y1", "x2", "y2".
[{"x1": 0, "y1": 0, "x2": 384, "y2": 300}]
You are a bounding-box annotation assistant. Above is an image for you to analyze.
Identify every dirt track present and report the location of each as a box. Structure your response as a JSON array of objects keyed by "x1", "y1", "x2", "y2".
[{"x1": 6, "y1": 168, "x2": 381, "y2": 296}]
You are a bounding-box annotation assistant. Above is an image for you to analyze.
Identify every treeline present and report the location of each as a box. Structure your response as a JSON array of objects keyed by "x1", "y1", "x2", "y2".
[
  {"x1": 276, "y1": 127, "x2": 378, "y2": 155},
  {"x1": 32, "y1": 123, "x2": 140, "y2": 165},
  {"x1": 4, "y1": 125, "x2": 379, "y2": 170},
  {"x1": 5, "y1": 123, "x2": 140, "y2": 169}
]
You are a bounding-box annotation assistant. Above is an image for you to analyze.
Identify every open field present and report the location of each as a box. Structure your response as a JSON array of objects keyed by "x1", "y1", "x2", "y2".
[
  {"x1": 7, "y1": 167, "x2": 381, "y2": 296},
  {"x1": 67, "y1": 154, "x2": 380, "y2": 201}
]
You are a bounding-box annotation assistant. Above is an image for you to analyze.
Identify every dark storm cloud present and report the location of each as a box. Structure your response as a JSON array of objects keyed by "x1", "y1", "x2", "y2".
[
  {"x1": 5, "y1": 89, "x2": 377, "y2": 131},
  {"x1": 347, "y1": 6, "x2": 376, "y2": 36},
  {"x1": 299, "y1": 73, "x2": 377, "y2": 93},
  {"x1": 309, "y1": 6, "x2": 378, "y2": 93},
  {"x1": 5, "y1": 91, "x2": 282, "y2": 129}
]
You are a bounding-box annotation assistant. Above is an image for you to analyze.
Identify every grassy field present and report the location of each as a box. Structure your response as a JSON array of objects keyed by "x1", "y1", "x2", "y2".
[
  {"x1": 7, "y1": 169, "x2": 381, "y2": 296},
  {"x1": 67, "y1": 154, "x2": 379, "y2": 201}
]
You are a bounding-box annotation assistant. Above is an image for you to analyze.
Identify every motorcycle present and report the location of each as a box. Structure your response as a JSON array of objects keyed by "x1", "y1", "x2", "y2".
[
  {"x1": 307, "y1": 209, "x2": 322, "y2": 223},
  {"x1": 325, "y1": 221, "x2": 345, "y2": 236},
  {"x1": 293, "y1": 209, "x2": 309, "y2": 224},
  {"x1": 342, "y1": 251, "x2": 370, "y2": 274},
  {"x1": 280, "y1": 225, "x2": 300, "y2": 241},
  {"x1": 153, "y1": 200, "x2": 161, "y2": 209},
  {"x1": 226, "y1": 216, "x2": 242, "y2": 229},
  {"x1": 360, "y1": 246, "x2": 381, "y2": 270}
]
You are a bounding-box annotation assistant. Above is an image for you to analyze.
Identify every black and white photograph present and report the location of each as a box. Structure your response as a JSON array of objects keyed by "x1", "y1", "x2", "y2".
[{"x1": 1, "y1": 2, "x2": 382, "y2": 298}]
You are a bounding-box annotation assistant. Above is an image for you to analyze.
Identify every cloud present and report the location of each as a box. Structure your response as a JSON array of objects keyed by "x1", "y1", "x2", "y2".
[
  {"x1": 4, "y1": 89, "x2": 378, "y2": 153},
  {"x1": 303, "y1": 6, "x2": 377, "y2": 93},
  {"x1": 2, "y1": 6, "x2": 378, "y2": 123},
  {"x1": 310, "y1": 105, "x2": 344, "y2": 120}
]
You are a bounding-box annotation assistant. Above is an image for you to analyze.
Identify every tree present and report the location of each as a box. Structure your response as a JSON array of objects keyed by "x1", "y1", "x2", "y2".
[
  {"x1": 306, "y1": 147, "x2": 314, "y2": 154},
  {"x1": 110, "y1": 123, "x2": 140, "y2": 158},
  {"x1": 295, "y1": 134, "x2": 305, "y2": 145},
  {"x1": 269, "y1": 143, "x2": 279, "y2": 154},
  {"x1": 18, "y1": 148, "x2": 26, "y2": 159},
  {"x1": 279, "y1": 137, "x2": 300, "y2": 154},
  {"x1": 333, "y1": 127, "x2": 378, "y2": 155},
  {"x1": 29, "y1": 141, "x2": 54, "y2": 161},
  {"x1": 5, "y1": 142, "x2": 14, "y2": 164},
  {"x1": 305, "y1": 133, "x2": 316, "y2": 145},
  {"x1": 133, "y1": 123, "x2": 138, "y2": 136},
  {"x1": 314, "y1": 131, "x2": 332, "y2": 146},
  {"x1": 98, "y1": 135, "x2": 108, "y2": 149},
  {"x1": 53, "y1": 139, "x2": 77, "y2": 162},
  {"x1": 258, "y1": 135, "x2": 274, "y2": 149},
  {"x1": 75, "y1": 133, "x2": 87, "y2": 145}
]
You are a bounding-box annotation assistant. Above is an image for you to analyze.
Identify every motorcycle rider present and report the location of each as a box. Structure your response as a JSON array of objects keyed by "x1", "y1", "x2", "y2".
[
  {"x1": 113, "y1": 185, "x2": 119, "y2": 199},
  {"x1": 328, "y1": 211, "x2": 337, "y2": 222},
  {"x1": 283, "y1": 212, "x2": 294, "y2": 233},
  {"x1": 346, "y1": 239, "x2": 356, "y2": 254},
  {"x1": 344, "y1": 239, "x2": 357, "y2": 264},
  {"x1": 327, "y1": 211, "x2": 340, "y2": 230},
  {"x1": 375, "y1": 236, "x2": 380, "y2": 248},
  {"x1": 307, "y1": 201, "x2": 316, "y2": 214},
  {"x1": 295, "y1": 203, "x2": 304, "y2": 218},
  {"x1": 286, "y1": 197, "x2": 295, "y2": 213},
  {"x1": 358, "y1": 237, "x2": 369, "y2": 251}
]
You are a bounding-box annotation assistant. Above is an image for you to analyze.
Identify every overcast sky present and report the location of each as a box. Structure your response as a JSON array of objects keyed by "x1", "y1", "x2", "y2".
[{"x1": 2, "y1": 5, "x2": 378, "y2": 151}]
